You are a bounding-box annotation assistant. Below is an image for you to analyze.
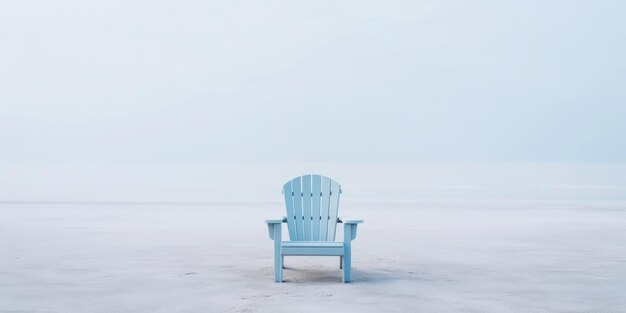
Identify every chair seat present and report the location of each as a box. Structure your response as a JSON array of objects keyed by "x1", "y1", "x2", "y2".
[{"x1": 281, "y1": 241, "x2": 344, "y2": 256}]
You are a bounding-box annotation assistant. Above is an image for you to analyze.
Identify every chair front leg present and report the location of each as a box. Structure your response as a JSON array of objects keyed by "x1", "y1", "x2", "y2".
[
  {"x1": 342, "y1": 223, "x2": 354, "y2": 283},
  {"x1": 272, "y1": 224, "x2": 283, "y2": 282}
]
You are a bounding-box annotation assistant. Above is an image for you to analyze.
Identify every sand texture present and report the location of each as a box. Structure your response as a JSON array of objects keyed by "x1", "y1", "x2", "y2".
[{"x1": 1, "y1": 201, "x2": 625, "y2": 312}]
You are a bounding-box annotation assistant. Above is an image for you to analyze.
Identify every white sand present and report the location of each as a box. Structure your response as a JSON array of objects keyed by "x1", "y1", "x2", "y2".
[{"x1": 1, "y1": 200, "x2": 625, "y2": 313}]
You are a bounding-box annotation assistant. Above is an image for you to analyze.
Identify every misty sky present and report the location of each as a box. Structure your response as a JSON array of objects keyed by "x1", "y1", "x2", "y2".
[{"x1": 1, "y1": 0, "x2": 625, "y2": 163}]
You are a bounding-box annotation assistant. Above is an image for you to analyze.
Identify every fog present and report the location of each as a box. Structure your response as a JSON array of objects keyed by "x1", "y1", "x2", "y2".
[{"x1": 2, "y1": 0, "x2": 625, "y2": 163}]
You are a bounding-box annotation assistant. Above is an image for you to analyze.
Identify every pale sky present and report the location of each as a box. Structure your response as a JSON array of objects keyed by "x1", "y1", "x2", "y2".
[{"x1": 1, "y1": 0, "x2": 625, "y2": 163}]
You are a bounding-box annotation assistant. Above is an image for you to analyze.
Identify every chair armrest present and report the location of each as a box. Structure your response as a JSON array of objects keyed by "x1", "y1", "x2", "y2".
[
  {"x1": 265, "y1": 217, "x2": 287, "y2": 224},
  {"x1": 266, "y1": 217, "x2": 286, "y2": 240},
  {"x1": 342, "y1": 220, "x2": 362, "y2": 241},
  {"x1": 338, "y1": 216, "x2": 364, "y2": 224}
]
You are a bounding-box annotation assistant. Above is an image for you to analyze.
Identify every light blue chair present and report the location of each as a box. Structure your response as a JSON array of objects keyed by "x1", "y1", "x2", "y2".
[{"x1": 266, "y1": 174, "x2": 363, "y2": 283}]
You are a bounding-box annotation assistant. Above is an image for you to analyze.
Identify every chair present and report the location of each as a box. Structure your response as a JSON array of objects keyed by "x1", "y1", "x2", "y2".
[{"x1": 265, "y1": 174, "x2": 363, "y2": 283}]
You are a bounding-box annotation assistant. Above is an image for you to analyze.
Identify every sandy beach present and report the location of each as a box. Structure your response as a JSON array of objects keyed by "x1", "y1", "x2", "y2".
[{"x1": 2, "y1": 200, "x2": 625, "y2": 313}]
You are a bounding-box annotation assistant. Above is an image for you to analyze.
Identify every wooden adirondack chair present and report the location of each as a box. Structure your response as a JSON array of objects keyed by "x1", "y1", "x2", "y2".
[{"x1": 266, "y1": 174, "x2": 363, "y2": 283}]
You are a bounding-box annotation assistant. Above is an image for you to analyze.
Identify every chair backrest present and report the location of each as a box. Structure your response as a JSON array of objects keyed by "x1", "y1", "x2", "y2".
[{"x1": 283, "y1": 174, "x2": 341, "y2": 241}]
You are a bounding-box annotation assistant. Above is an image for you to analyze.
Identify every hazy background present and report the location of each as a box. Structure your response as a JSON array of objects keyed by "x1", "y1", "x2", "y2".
[{"x1": 1, "y1": 1, "x2": 625, "y2": 202}]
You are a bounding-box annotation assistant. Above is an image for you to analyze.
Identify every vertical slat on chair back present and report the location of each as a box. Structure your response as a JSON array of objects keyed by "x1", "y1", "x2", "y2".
[
  {"x1": 327, "y1": 179, "x2": 341, "y2": 240},
  {"x1": 292, "y1": 176, "x2": 304, "y2": 240},
  {"x1": 311, "y1": 175, "x2": 321, "y2": 240},
  {"x1": 282, "y1": 175, "x2": 341, "y2": 241},
  {"x1": 282, "y1": 179, "x2": 297, "y2": 240},
  {"x1": 302, "y1": 176, "x2": 312, "y2": 241}
]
